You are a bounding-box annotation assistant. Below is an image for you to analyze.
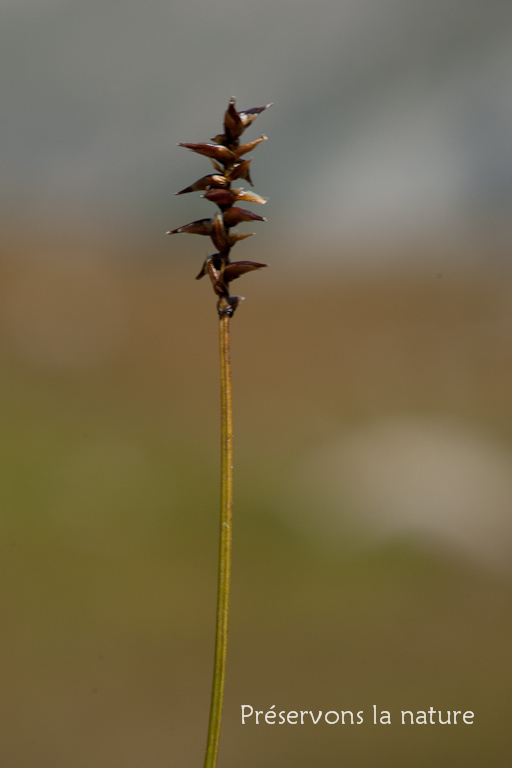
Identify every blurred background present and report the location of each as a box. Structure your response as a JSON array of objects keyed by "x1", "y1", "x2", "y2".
[{"x1": 2, "y1": 1, "x2": 512, "y2": 766}]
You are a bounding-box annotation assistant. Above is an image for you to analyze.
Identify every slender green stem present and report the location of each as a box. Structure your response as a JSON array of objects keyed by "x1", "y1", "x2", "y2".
[{"x1": 204, "y1": 313, "x2": 233, "y2": 768}]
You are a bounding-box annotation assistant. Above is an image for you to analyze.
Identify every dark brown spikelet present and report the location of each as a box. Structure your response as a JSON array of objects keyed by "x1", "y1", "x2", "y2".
[
  {"x1": 178, "y1": 142, "x2": 236, "y2": 164},
  {"x1": 222, "y1": 206, "x2": 266, "y2": 227},
  {"x1": 202, "y1": 189, "x2": 236, "y2": 207},
  {"x1": 166, "y1": 218, "x2": 213, "y2": 236},
  {"x1": 224, "y1": 261, "x2": 268, "y2": 282},
  {"x1": 176, "y1": 174, "x2": 228, "y2": 195},
  {"x1": 169, "y1": 98, "x2": 271, "y2": 316}
]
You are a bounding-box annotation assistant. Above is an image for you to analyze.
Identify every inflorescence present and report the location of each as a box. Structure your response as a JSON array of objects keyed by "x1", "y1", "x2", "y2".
[{"x1": 168, "y1": 98, "x2": 272, "y2": 317}]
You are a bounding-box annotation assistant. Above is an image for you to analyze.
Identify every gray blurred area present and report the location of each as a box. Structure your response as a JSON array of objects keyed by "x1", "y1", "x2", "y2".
[
  {"x1": 1, "y1": 1, "x2": 512, "y2": 767},
  {"x1": 2, "y1": 0, "x2": 512, "y2": 251}
]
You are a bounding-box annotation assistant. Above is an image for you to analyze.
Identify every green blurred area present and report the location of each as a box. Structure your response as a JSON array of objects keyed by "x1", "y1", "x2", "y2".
[{"x1": 0, "y1": 238, "x2": 511, "y2": 766}]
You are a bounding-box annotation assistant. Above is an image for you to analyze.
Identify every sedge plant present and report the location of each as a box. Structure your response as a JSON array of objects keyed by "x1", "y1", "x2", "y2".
[{"x1": 168, "y1": 98, "x2": 272, "y2": 768}]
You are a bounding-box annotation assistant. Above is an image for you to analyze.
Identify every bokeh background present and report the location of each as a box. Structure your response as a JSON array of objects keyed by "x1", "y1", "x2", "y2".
[{"x1": 2, "y1": 1, "x2": 512, "y2": 766}]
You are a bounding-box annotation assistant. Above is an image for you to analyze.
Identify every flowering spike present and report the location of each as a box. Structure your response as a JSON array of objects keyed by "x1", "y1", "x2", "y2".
[{"x1": 170, "y1": 98, "x2": 271, "y2": 315}]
